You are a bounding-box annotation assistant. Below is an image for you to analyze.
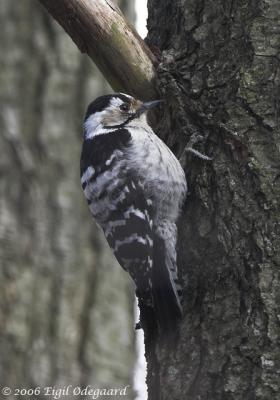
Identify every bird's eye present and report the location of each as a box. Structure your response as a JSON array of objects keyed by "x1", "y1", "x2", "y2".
[{"x1": 120, "y1": 103, "x2": 130, "y2": 112}]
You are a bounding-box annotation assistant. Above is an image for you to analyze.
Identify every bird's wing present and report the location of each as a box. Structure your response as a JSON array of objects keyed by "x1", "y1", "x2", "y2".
[{"x1": 102, "y1": 178, "x2": 154, "y2": 305}]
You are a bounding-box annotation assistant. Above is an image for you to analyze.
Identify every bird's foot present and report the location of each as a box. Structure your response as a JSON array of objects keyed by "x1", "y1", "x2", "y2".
[{"x1": 179, "y1": 134, "x2": 212, "y2": 168}]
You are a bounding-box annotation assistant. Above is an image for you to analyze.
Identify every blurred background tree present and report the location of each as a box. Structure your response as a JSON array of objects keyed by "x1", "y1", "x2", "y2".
[{"x1": 0, "y1": 0, "x2": 137, "y2": 396}]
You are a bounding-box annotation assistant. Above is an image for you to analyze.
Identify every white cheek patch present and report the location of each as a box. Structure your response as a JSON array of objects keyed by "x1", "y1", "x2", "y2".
[
  {"x1": 84, "y1": 111, "x2": 118, "y2": 139},
  {"x1": 84, "y1": 112, "x2": 104, "y2": 138}
]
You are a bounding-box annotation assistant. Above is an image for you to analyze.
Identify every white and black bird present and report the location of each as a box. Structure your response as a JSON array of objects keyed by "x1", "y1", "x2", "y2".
[{"x1": 80, "y1": 93, "x2": 187, "y2": 332}]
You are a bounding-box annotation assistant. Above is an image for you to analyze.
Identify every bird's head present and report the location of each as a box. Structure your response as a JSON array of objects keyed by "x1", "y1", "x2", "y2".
[{"x1": 83, "y1": 93, "x2": 163, "y2": 139}]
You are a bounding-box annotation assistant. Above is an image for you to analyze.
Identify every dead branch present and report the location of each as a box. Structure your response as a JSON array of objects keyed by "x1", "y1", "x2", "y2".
[{"x1": 38, "y1": 0, "x2": 157, "y2": 100}]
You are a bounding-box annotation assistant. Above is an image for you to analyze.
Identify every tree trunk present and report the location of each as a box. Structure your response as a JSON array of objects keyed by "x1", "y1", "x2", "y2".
[
  {"x1": 0, "y1": 0, "x2": 136, "y2": 396},
  {"x1": 146, "y1": 0, "x2": 280, "y2": 399}
]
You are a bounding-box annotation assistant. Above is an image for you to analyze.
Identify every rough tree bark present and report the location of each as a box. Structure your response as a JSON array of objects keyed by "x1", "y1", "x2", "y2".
[
  {"x1": 36, "y1": 0, "x2": 280, "y2": 399},
  {"x1": 0, "y1": 0, "x2": 136, "y2": 397},
  {"x1": 146, "y1": 1, "x2": 280, "y2": 399}
]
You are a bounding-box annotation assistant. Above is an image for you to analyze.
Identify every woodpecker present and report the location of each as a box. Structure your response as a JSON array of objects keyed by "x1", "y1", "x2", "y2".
[{"x1": 80, "y1": 93, "x2": 187, "y2": 332}]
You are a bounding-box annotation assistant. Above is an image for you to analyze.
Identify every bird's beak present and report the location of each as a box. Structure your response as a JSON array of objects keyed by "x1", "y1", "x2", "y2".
[{"x1": 136, "y1": 100, "x2": 164, "y2": 116}]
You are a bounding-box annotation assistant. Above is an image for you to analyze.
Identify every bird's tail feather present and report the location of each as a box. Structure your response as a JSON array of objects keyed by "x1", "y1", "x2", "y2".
[{"x1": 152, "y1": 236, "x2": 182, "y2": 333}]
